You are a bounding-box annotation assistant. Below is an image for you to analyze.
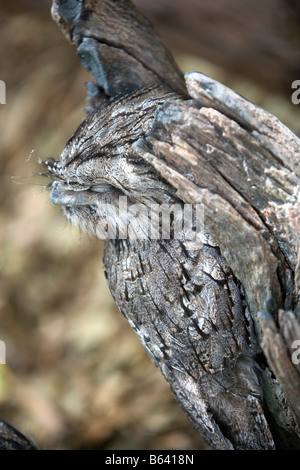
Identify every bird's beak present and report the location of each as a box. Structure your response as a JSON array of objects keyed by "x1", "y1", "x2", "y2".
[{"x1": 50, "y1": 181, "x2": 96, "y2": 206}]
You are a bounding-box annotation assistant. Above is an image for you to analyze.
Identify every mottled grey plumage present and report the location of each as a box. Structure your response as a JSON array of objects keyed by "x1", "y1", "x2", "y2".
[{"x1": 47, "y1": 82, "x2": 275, "y2": 449}]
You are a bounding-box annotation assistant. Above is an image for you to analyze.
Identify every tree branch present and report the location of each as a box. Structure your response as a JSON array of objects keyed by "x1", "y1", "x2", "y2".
[{"x1": 51, "y1": 0, "x2": 187, "y2": 100}]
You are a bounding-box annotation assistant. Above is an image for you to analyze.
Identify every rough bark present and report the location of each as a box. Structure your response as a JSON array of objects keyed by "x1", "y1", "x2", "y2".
[
  {"x1": 136, "y1": 72, "x2": 299, "y2": 323},
  {"x1": 0, "y1": 420, "x2": 38, "y2": 450},
  {"x1": 134, "y1": 73, "x2": 300, "y2": 448},
  {"x1": 51, "y1": 0, "x2": 187, "y2": 98}
]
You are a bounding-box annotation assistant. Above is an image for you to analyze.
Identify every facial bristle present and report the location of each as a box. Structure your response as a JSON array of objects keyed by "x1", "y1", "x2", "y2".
[{"x1": 38, "y1": 158, "x2": 63, "y2": 180}]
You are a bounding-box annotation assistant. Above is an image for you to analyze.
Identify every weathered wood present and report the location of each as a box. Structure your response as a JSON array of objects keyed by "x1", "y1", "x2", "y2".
[
  {"x1": 258, "y1": 310, "x2": 300, "y2": 429},
  {"x1": 136, "y1": 72, "x2": 299, "y2": 321},
  {"x1": 0, "y1": 420, "x2": 38, "y2": 450},
  {"x1": 51, "y1": 0, "x2": 187, "y2": 99},
  {"x1": 134, "y1": 72, "x2": 300, "y2": 448}
]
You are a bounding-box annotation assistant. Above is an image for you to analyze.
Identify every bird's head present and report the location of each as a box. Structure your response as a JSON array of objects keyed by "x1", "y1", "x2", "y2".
[{"x1": 44, "y1": 85, "x2": 180, "y2": 240}]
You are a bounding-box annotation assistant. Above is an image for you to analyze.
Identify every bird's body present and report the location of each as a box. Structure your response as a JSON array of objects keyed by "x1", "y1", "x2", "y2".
[
  {"x1": 47, "y1": 83, "x2": 275, "y2": 449},
  {"x1": 104, "y1": 236, "x2": 273, "y2": 449}
]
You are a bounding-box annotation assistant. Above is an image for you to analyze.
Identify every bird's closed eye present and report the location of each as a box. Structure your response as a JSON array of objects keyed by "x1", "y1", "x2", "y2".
[{"x1": 89, "y1": 183, "x2": 115, "y2": 194}]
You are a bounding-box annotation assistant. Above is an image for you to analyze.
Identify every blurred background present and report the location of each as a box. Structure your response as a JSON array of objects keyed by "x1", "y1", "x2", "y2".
[{"x1": 0, "y1": 0, "x2": 299, "y2": 450}]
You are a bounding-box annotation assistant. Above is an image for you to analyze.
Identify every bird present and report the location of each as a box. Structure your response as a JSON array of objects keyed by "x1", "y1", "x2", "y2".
[{"x1": 44, "y1": 81, "x2": 275, "y2": 450}]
